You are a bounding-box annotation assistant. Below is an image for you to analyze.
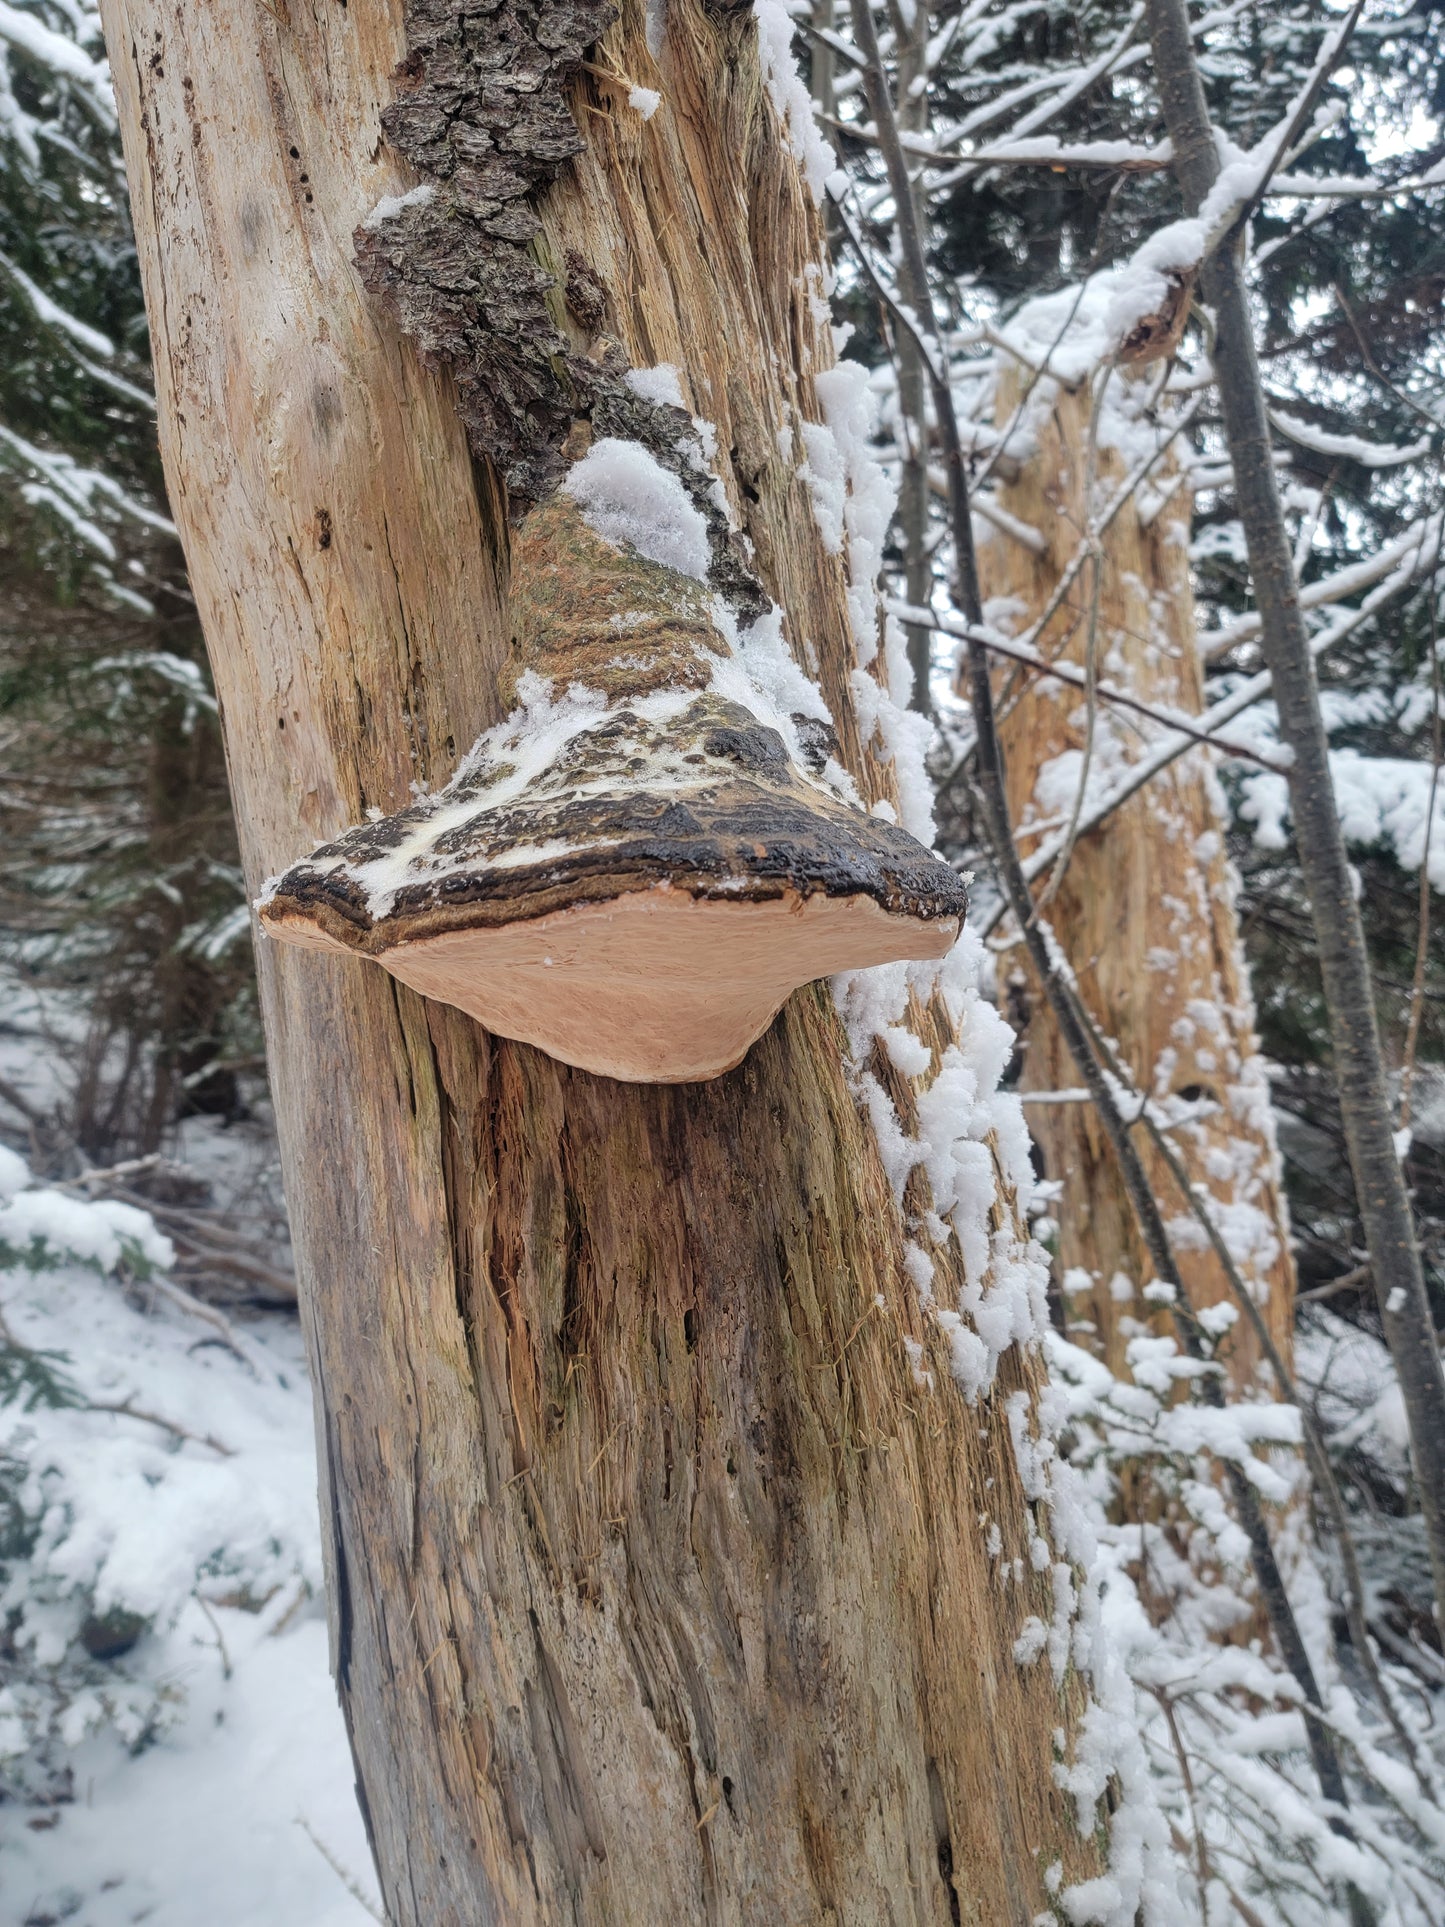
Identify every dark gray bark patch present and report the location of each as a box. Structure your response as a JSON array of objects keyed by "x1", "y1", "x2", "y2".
[{"x1": 355, "y1": 0, "x2": 767, "y2": 621}]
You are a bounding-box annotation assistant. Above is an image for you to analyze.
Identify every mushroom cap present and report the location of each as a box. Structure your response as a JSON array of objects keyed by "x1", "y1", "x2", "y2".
[{"x1": 259, "y1": 693, "x2": 966, "y2": 1082}]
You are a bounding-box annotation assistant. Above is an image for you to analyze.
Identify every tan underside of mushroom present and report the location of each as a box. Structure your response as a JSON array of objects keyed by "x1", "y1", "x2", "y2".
[{"x1": 268, "y1": 886, "x2": 960, "y2": 1082}]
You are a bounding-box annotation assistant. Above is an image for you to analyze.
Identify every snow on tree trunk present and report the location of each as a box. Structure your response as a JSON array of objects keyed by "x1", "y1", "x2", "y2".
[
  {"x1": 98, "y1": 0, "x2": 1117, "y2": 1918},
  {"x1": 981, "y1": 370, "x2": 1295, "y2": 1392}
]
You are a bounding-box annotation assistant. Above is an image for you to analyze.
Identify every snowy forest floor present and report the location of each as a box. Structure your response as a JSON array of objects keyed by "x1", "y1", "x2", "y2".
[{"x1": 0, "y1": 982, "x2": 378, "y2": 1927}]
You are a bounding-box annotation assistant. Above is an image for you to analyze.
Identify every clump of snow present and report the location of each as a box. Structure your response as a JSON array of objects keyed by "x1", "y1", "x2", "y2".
[
  {"x1": 834, "y1": 928, "x2": 1049, "y2": 1405},
  {"x1": 752, "y1": 0, "x2": 835, "y2": 204},
  {"x1": 1269, "y1": 406, "x2": 1430, "y2": 471},
  {"x1": 1, "y1": 1181, "x2": 173, "y2": 1277},
  {"x1": 1236, "y1": 743, "x2": 1445, "y2": 888},
  {"x1": 624, "y1": 362, "x2": 686, "y2": 411},
  {"x1": 0, "y1": 3, "x2": 113, "y2": 126},
  {"x1": 1001, "y1": 269, "x2": 1181, "y2": 402},
  {"x1": 361, "y1": 181, "x2": 435, "y2": 230},
  {"x1": 628, "y1": 84, "x2": 661, "y2": 120},
  {"x1": 795, "y1": 418, "x2": 847, "y2": 555},
  {"x1": 803, "y1": 357, "x2": 939, "y2": 847},
  {"x1": 812, "y1": 363, "x2": 894, "y2": 667},
  {"x1": 562, "y1": 436, "x2": 712, "y2": 582},
  {"x1": 0, "y1": 1141, "x2": 27, "y2": 1201}
]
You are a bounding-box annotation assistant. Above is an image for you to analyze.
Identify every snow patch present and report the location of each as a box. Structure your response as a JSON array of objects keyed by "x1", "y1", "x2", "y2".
[
  {"x1": 752, "y1": 0, "x2": 834, "y2": 204},
  {"x1": 624, "y1": 362, "x2": 687, "y2": 411},
  {"x1": 562, "y1": 436, "x2": 712, "y2": 581},
  {"x1": 361, "y1": 182, "x2": 435, "y2": 230}
]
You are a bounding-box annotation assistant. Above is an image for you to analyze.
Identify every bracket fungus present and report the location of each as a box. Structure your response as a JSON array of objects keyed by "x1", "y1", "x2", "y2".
[{"x1": 260, "y1": 472, "x2": 966, "y2": 1084}]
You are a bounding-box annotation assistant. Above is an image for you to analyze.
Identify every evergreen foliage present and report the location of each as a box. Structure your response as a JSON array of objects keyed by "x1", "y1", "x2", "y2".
[{"x1": 0, "y1": 1, "x2": 255, "y2": 1163}]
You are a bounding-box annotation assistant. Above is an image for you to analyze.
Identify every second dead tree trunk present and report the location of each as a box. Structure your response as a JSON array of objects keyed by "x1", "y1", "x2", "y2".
[
  {"x1": 101, "y1": 0, "x2": 1118, "y2": 1920},
  {"x1": 1147, "y1": 0, "x2": 1445, "y2": 1628},
  {"x1": 980, "y1": 371, "x2": 1296, "y2": 1393}
]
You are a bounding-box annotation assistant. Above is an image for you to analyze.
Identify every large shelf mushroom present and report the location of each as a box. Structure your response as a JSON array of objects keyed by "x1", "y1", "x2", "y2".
[{"x1": 260, "y1": 444, "x2": 966, "y2": 1083}]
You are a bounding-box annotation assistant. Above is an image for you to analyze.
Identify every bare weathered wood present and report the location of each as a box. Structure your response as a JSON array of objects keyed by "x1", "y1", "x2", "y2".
[
  {"x1": 972, "y1": 378, "x2": 1371, "y2": 1908},
  {"x1": 982, "y1": 373, "x2": 1295, "y2": 1390},
  {"x1": 100, "y1": 0, "x2": 1109, "y2": 1917}
]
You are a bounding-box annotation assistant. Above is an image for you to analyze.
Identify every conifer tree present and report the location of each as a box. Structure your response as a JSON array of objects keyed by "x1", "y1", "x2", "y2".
[{"x1": 0, "y1": 2, "x2": 251, "y2": 1159}]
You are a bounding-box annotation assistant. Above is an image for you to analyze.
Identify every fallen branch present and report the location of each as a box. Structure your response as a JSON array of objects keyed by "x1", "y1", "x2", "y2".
[{"x1": 87, "y1": 1394, "x2": 234, "y2": 1456}]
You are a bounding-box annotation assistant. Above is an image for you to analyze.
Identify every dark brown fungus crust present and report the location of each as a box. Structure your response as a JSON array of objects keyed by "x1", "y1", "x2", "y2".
[{"x1": 260, "y1": 692, "x2": 966, "y2": 1082}]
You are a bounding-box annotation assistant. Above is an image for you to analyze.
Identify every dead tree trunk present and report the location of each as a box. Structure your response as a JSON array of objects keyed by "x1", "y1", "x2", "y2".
[
  {"x1": 1146, "y1": 0, "x2": 1445, "y2": 1628},
  {"x1": 100, "y1": 0, "x2": 1112, "y2": 1919},
  {"x1": 982, "y1": 372, "x2": 1295, "y2": 1390}
]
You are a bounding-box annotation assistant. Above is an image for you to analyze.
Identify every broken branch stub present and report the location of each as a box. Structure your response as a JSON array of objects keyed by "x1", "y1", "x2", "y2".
[{"x1": 259, "y1": 490, "x2": 966, "y2": 1082}]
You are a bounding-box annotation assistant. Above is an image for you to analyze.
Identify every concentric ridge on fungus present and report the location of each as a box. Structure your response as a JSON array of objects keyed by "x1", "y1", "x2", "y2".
[{"x1": 263, "y1": 691, "x2": 970, "y2": 952}]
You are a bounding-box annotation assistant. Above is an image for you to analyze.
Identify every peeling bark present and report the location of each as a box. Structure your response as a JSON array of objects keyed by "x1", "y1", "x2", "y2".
[{"x1": 356, "y1": 0, "x2": 763, "y2": 630}]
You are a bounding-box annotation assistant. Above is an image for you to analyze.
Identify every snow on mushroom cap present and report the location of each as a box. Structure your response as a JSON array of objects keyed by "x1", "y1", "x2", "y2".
[{"x1": 562, "y1": 437, "x2": 711, "y2": 582}]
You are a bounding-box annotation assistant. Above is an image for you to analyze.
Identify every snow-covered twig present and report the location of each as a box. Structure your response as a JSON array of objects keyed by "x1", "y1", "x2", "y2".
[
  {"x1": 886, "y1": 599, "x2": 1288, "y2": 767},
  {"x1": 85, "y1": 1394, "x2": 235, "y2": 1457}
]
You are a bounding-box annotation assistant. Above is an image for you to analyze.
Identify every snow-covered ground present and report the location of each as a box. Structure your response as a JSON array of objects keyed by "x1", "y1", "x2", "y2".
[
  {"x1": 0, "y1": 1051, "x2": 376, "y2": 1925},
  {"x1": 3, "y1": 1599, "x2": 377, "y2": 1927}
]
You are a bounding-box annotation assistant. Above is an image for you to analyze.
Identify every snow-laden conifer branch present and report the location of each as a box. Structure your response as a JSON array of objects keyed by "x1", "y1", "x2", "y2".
[{"x1": 0, "y1": 0, "x2": 111, "y2": 126}]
